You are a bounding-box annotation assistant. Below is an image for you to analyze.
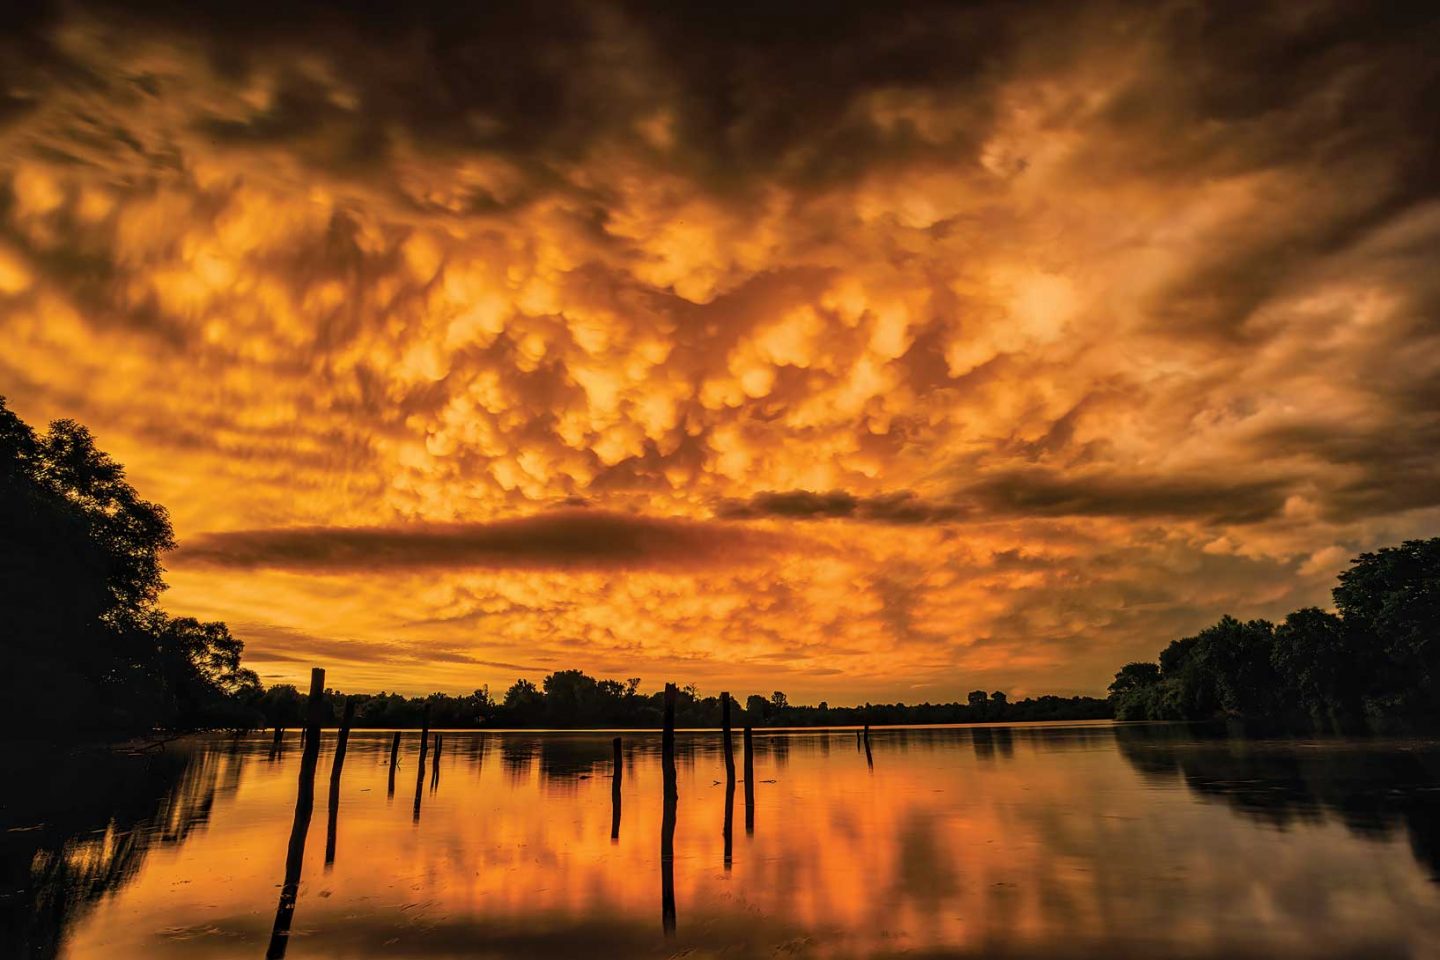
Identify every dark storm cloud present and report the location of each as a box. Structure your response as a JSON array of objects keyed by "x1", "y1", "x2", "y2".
[
  {"x1": 232, "y1": 622, "x2": 545, "y2": 671},
  {"x1": 962, "y1": 469, "x2": 1294, "y2": 524},
  {"x1": 718, "y1": 489, "x2": 970, "y2": 524},
  {"x1": 10, "y1": 0, "x2": 1016, "y2": 190},
  {"x1": 722, "y1": 471, "x2": 1294, "y2": 525},
  {"x1": 176, "y1": 510, "x2": 781, "y2": 571}
]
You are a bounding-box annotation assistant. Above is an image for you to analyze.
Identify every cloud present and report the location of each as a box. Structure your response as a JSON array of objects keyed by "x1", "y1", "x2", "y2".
[
  {"x1": 2, "y1": 0, "x2": 1438, "y2": 699},
  {"x1": 174, "y1": 509, "x2": 782, "y2": 572},
  {"x1": 718, "y1": 490, "x2": 970, "y2": 524},
  {"x1": 960, "y1": 470, "x2": 1295, "y2": 524}
]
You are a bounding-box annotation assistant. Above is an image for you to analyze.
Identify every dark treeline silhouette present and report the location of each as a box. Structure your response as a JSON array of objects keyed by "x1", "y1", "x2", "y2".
[
  {"x1": 1, "y1": 398, "x2": 259, "y2": 735},
  {"x1": 250, "y1": 670, "x2": 1111, "y2": 730},
  {"x1": 1110, "y1": 537, "x2": 1440, "y2": 732}
]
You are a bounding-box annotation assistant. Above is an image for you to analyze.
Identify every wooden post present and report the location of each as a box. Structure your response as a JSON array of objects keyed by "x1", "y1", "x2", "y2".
[
  {"x1": 430, "y1": 733, "x2": 442, "y2": 790},
  {"x1": 864, "y1": 722, "x2": 873, "y2": 771},
  {"x1": 662, "y1": 683, "x2": 677, "y2": 803},
  {"x1": 324, "y1": 696, "x2": 355, "y2": 868},
  {"x1": 610, "y1": 736, "x2": 622, "y2": 840},
  {"x1": 743, "y1": 724, "x2": 755, "y2": 835},
  {"x1": 720, "y1": 691, "x2": 736, "y2": 784},
  {"x1": 266, "y1": 667, "x2": 324, "y2": 959},
  {"x1": 387, "y1": 730, "x2": 401, "y2": 799}
]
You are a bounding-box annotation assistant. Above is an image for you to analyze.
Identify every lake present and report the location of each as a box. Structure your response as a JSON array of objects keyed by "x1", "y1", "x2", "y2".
[{"x1": 6, "y1": 722, "x2": 1440, "y2": 958}]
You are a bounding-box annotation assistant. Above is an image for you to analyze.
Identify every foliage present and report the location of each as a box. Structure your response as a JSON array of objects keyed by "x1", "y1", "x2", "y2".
[
  {"x1": 248, "y1": 676, "x2": 1110, "y2": 729},
  {"x1": 1110, "y1": 538, "x2": 1440, "y2": 730},
  {"x1": 1334, "y1": 539, "x2": 1440, "y2": 722},
  {"x1": 1, "y1": 397, "x2": 261, "y2": 735}
]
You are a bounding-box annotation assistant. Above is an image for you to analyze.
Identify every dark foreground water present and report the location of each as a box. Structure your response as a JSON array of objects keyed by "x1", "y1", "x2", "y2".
[{"x1": 4, "y1": 722, "x2": 1440, "y2": 959}]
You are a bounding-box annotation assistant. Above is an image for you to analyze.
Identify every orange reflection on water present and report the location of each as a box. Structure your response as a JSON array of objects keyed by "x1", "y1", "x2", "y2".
[{"x1": 22, "y1": 725, "x2": 1440, "y2": 958}]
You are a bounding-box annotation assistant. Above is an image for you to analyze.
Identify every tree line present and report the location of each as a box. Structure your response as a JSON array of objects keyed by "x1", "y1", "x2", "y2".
[
  {"x1": 1109, "y1": 537, "x2": 1440, "y2": 732},
  {"x1": 252, "y1": 672, "x2": 1111, "y2": 730}
]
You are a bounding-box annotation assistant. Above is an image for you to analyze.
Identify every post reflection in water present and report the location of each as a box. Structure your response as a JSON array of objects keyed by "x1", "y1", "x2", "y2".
[
  {"x1": 323, "y1": 697, "x2": 355, "y2": 870},
  {"x1": 265, "y1": 667, "x2": 325, "y2": 960},
  {"x1": 20, "y1": 722, "x2": 1440, "y2": 959},
  {"x1": 412, "y1": 711, "x2": 430, "y2": 824},
  {"x1": 722, "y1": 776, "x2": 734, "y2": 871},
  {"x1": 386, "y1": 730, "x2": 400, "y2": 800},
  {"x1": 611, "y1": 736, "x2": 623, "y2": 841},
  {"x1": 661, "y1": 684, "x2": 678, "y2": 938},
  {"x1": 743, "y1": 725, "x2": 755, "y2": 836}
]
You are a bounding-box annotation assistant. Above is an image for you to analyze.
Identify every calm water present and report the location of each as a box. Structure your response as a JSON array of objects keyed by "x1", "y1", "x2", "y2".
[{"x1": 6, "y1": 722, "x2": 1440, "y2": 959}]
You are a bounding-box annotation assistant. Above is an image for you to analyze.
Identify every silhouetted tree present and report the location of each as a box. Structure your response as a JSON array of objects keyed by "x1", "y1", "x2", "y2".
[
  {"x1": 1270, "y1": 608, "x2": 1363, "y2": 731},
  {"x1": 503, "y1": 678, "x2": 544, "y2": 724},
  {"x1": 1334, "y1": 539, "x2": 1440, "y2": 723},
  {"x1": 0, "y1": 398, "x2": 258, "y2": 734},
  {"x1": 1110, "y1": 537, "x2": 1440, "y2": 730}
]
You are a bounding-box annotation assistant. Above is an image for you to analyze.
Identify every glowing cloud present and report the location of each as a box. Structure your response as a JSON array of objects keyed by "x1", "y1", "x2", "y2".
[{"x1": 2, "y1": 0, "x2": 1437, "y2": 699}]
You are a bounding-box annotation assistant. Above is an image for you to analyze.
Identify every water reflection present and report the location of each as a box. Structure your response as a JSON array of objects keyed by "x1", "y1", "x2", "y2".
[
  {"x1": 610, "y1": 737, "x2": 622, "y2": 841},
  {"x1": 743, "y1": 725, "x2": 755, "y2": 835},
  {"x1": 1116, "y1": 723, "x2": 1440, "y2": 880},
  {"x1": 0, "y1": 742, "x2": 228, "y2": 959},
  {"x1": 385, "y1": 730, "x2": 400, "y2": 800},
  {"x1": 9, "y1": 723, "x2": 1440, "y2": 958}
]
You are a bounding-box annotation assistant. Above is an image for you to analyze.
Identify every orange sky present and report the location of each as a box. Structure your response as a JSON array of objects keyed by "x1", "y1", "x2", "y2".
[{"x1": 2, "y1": 1, "x2": 1437, "y2": 701}]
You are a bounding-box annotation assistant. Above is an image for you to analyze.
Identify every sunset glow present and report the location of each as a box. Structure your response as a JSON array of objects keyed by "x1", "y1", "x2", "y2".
[{"x1": 2, "y1": 2, "x2": 1437, "y2": 700}]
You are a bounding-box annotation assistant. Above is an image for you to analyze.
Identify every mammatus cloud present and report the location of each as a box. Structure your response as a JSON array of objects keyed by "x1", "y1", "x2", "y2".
[{"x1": 1, "y1": 0, "x2": 1438, "y2": 698}]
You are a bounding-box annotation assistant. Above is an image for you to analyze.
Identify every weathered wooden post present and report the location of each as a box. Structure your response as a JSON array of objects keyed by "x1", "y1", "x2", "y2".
[
  {"x1": 743, "y1": 724, "x2": 755, "y2": 835},
  {"x1": 270, "y1": 725, "x2": 284, "y2": 760},
  {"x1": 662, "y1": 683, "x2": 677, "y2": 802},
  {"x1": 324, "y1": 696, "x2": 355, "y2": 868},
  {"x1": 387, "y1": 730, "x2": 401, "y2": 799},
  {"x1": 266, "y1": 667, "x2": 324, "y2": 959},
  {"x1": 661, "y1": 683, "x2": 677, "y2": 936},
  {"x1": 720, "y1": 692, "x2": 736, "y2": 783},
  {"x1": 610, "y1": 736, "x2": 622, "y2": 840},
  {"x1": 864, "y1": 721, "x2": 873, "y2": 771}
]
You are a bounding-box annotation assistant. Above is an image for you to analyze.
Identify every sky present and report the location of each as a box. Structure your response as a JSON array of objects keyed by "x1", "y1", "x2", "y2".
[{"x1": 1, "y1": 0, "x2": 1437, "y2": 702}]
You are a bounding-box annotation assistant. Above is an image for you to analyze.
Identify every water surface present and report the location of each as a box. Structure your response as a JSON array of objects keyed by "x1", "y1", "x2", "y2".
[{"x1": 6, "y1": 723, "x2": 1440, "y2": 958}]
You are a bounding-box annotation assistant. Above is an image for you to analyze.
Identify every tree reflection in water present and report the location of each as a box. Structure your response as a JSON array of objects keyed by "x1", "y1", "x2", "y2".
[
  {"x1": 1115, "y1": 723, "x2": 1440, "y2": 880},
  {"x1": 10, "y1": 725, "x2": 1440, "y2": 960},
  {"x1": 0, "y1": 739, "x2": 232, "y2": 959}
]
